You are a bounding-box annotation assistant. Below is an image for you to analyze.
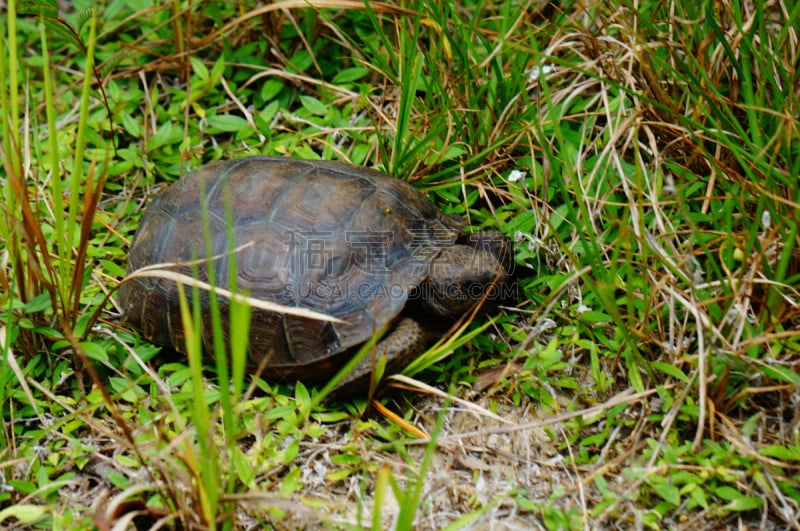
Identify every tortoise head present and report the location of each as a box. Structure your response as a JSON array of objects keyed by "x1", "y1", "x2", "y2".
[{"x1": 418, "y1": 231, "x2": 514, "y2": 319}]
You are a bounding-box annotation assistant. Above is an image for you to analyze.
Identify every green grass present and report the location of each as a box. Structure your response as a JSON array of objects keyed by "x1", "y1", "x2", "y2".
[{"x1": 1, "y1": 0, "x2": 799, "y2": 528}]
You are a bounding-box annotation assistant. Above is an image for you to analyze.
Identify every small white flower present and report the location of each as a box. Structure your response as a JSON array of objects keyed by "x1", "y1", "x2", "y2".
[
  {"x1": 476, "y1": 473, "x2": 486, "y2": 492},
  {"x1": 475, "y1": 473, "x2": 488, "y2": 505},
  {"x1": 688, "y1": 255, "x2": 705, "y2": 285},
  {"x1": 761, "y1": 210, "x2": 771, "y2": 232},
  {"x1": 528, "y1": 64, "x2": 555, "y2": 82},
  {"x1": 313, "y1": 460, "x2": 327, "y2": 479},
  {"x1": 662, "y1": 171, "x2": 676, "y2": 195},
  {"x1": 508, "y1": 169, "x2": 526, "y2": 183},
  {"x1": 532, "y1": 318, "x2": 557, "y2": 336}
]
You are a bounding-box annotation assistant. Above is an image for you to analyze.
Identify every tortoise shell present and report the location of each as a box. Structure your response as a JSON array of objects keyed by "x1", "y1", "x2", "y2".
[{"x1": 119, "y1": 156, "x2": 471, "y2": 384}]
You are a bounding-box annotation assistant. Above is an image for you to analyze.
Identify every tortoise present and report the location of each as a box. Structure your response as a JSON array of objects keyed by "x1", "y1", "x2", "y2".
[{"x1": 119, "y1": 156, "x2": 512, "y2": 393}]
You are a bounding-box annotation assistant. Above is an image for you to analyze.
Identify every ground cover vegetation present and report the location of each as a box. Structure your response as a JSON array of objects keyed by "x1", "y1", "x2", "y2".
[{"x1": 1, "y1": 0, "x2": 799, "y2": 528}]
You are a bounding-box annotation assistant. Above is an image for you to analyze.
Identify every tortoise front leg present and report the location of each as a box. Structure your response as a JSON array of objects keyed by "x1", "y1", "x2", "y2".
[{"x1": 332, "y1": 317, "x2": 429, "y2": 398}]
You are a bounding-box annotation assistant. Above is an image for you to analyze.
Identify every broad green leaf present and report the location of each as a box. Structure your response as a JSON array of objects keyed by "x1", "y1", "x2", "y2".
[
  {"x1": 651, "y1": 361, "x2": 690, "y2": 382},
  {"x1": 715, "y1": 486, "x2": 763, "y2": 511},
  {"x1": 759, "y1": 444, "x2": 800, "y2": 462},
  {"x1": 0, "y1": 504, "x2": 46, "y2": 524},
  {"x1": 23, "y1": 293, "x2": 51, "y2": 313},
  {"x1": 79, "y1": 341, "x2": 108, "y2": 362},
  {"x1": 332, "y1": 66, "x2": 370, "y2": 83},
  {"x1": 653, "y1": 482, "x2": 680, "y2": 506},
  {"x1": 146, "y1": 121, "x2": 180, "y2": 151},
  {"x1": 233, "y1": 447, "x2": 255, "y2": 487},
  {"x1": 190, "y1": 56, "x2": 209, "y2": 81},
  {"x1": 206, "y1": 114, "x2": 250, "y2": 132},
  {"x1": 283, "y1": 440, "x2": 300, "y2": 464},
  {"x1": 759, "y1": 364, "x2": 800, "y2": 385},
  {"x1": 299, "y1": 95, "x2": 328, "y2": 116}
]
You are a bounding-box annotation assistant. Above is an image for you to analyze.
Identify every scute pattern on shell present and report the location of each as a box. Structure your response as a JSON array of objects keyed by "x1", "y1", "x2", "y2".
[{"x1": 119, "y1": 156, "x2": 465, "y2": 382}]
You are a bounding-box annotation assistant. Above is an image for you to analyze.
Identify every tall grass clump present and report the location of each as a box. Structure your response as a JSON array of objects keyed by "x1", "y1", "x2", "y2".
[
  {"x1": 570, "y1": 0, "x2": 800, "y2": 425},
  {"x1": 1, "y1": 1, "x2": 108, "y2": 351},
  {"x1": 0, "y1": 2, "x2": 121, "y2": 526},
  {"x1": 525, "y1": 1, "x2": 800, "y2": 525},
  {"x1": 0, "y1": 3, "x2": 257, "y2": 526}
]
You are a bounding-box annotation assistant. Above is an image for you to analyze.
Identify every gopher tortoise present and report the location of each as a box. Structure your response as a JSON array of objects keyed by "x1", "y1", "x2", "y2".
[{"x1": 119, "y1": 156, "x2": 512, "y2": 393}]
